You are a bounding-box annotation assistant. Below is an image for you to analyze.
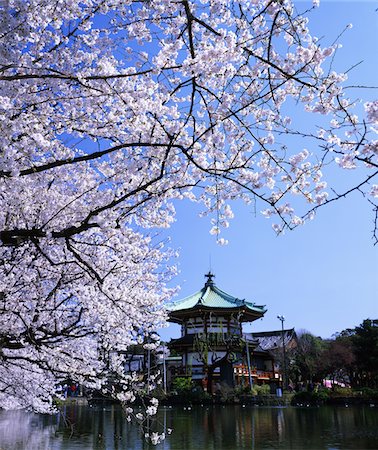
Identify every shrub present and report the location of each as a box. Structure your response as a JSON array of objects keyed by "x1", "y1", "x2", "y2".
[
  {"x1": 169, "y1": 378, "x2": 211, "y2": 403},
  {"x1": 237, "y1": 384, "x2": 270, "y2": 397},
  {"x1": 216, "y1": 382, "x2": 237, "y2": 402},
  {"x1": 291, "y1": 389, "x2": 330, "y2": 406},
  {"x1": 254, "y1": 384, "x2": 271, "y2": 396},
  {"x1": 172, "y1": 377, "x2": 193, "y2": 393},
  {"x1": 356, "y1": 388, "x2": 378, "y2": 400},
  {"x1": 331, "y1": 386, "x2": 354, "y2": 397},
  {"x1": 234, "y1": 385, "x2": 252, "y2": 396}
]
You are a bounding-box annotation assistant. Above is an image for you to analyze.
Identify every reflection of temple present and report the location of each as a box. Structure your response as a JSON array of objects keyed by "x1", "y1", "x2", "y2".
[{"x1": 168, "y1": 273, "x2": 292, "y2": 391}]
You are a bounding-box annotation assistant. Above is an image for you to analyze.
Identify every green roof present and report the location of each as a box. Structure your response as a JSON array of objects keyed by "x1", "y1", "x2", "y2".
[{"x1": 168, "y1": 274, "x2": 266, "y2": 318}]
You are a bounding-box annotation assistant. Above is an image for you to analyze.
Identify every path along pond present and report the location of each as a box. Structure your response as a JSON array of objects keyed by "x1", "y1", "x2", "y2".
[{"x1": 0, "y1": 404, "x2": 377, "y2": 450}]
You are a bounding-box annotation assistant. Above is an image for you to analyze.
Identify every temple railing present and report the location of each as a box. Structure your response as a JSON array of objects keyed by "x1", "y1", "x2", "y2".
[
  {"x1": 234, "y1": 365, "x2": 275, "y2": 380},
  {"x1": 171, "y1": 365, "x2": 276, "y2": 381}
]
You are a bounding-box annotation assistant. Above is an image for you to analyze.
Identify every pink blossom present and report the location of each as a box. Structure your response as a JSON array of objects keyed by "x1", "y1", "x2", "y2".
[
  {"x1": 365, "y1": 101, "x2": 378, "y2": 124},
  {"x1": 370, "y1": 185, "x2": 378, "y2": 198}
]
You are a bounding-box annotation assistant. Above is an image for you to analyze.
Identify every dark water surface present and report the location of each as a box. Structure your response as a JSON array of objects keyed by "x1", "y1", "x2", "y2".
[{"x1": 0, "y1": 404, "x2": 377, "y2": 450}]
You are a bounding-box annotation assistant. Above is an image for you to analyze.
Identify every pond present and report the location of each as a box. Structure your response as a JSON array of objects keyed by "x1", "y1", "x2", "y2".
[{"x1": 0, "y1": 404, "x2": 377, "y2": 449}]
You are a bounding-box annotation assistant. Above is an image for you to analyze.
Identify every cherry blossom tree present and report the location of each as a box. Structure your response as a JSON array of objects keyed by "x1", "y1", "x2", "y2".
[{"x1": 0, "y1": 0, "x2": 377, "y2": 419}]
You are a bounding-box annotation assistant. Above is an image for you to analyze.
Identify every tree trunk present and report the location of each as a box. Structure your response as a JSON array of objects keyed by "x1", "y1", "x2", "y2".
[{"x1": 207, "y1": 368, "x2": 214, "y2": 394}]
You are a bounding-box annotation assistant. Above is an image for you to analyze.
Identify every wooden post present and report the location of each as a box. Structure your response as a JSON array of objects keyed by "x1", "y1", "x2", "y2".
[{"x1": 246, "y1": 339, "x2": 253, "y2": 390}]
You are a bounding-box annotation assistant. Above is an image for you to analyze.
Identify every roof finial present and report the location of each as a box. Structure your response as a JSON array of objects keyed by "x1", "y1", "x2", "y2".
[{"x1": 205, "y1": 271, "x2": 215, "y2": 287}]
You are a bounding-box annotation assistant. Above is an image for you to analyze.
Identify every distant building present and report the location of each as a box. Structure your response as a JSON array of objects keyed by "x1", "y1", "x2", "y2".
[
  {"x1": 243, "y1": 329, "x2": 297, "y2": 386},
  {"x1": 167, "y1": 273, "x2": 292, "y2": 392}
]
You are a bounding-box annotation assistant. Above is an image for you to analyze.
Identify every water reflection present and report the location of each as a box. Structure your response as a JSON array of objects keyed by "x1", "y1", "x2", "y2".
[{"x1": 0, "y1": 404, "x2": 377, "y2": 449}]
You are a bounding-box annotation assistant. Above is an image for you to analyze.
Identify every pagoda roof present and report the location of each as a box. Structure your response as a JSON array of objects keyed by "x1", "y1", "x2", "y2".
[
  {"x1": 168, "y1": 273, "x2": 266, "y2": 323},
  {"x1": 244, "y1": 329, "x2": 296, "y2": 351}
]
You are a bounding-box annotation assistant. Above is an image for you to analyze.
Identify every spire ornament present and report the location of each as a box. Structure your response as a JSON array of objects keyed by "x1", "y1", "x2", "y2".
[{"x1": 204, "y1": 271, "x2": 215, "y2": 287}]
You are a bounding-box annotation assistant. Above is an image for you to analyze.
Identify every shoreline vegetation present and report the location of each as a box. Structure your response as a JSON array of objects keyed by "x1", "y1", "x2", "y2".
[{"x1": 58, "y1": 386, "x2": 378, "y2": 409}]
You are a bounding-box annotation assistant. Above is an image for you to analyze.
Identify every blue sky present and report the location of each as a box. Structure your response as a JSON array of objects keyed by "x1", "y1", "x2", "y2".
[{"x1": 159, "y1": 1, "x2": 378, "y2": 341}]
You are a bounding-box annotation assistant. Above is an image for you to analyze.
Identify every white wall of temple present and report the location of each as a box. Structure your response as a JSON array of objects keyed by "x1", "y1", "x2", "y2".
[
  {"x1": 184, "y1": 351, "x2": 227, "y2": 366},
  {"x1": 182, "y1": 315, "x2": 242, "y2": 335},
  {"x1": 184, "y1": 326, "x2": 204, "y2": 334}
]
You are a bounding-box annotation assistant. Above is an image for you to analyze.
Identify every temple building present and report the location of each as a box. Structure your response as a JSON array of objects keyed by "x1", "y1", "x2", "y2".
[
  {"x1": 168, "y1": 273, "x2": 287, "y2": 392},
  {"x1": 241, "y1": 329, "x2": 297, "y2": 387}
]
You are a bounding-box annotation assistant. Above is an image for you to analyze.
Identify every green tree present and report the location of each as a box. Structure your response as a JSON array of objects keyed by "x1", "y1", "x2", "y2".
[
  {"x1": 292, "y1": 332, "x2": 327, "y2": 385},
  {"x1": 351, "y1": 319, "x2": 378, "y2": 388}
]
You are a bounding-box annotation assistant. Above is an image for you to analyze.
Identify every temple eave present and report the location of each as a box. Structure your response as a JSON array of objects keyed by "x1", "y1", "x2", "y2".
[{"x1": 168, "y1": 305, "x2": 265, "y2": 324}]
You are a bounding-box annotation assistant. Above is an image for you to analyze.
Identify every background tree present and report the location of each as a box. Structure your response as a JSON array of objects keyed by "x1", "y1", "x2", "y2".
[
  {"x1": 299, "y1": 319, "x2": 378, "y2": 390},
  {"x1": 0, "y1": 0, "x2": 377, "y2": 413},
  {"x1": 322, "y1": 330, "x2": 356, "y2": 389},
  {"x1": 322, "y1": 334, "x2": 356, "y2": 388},
  {"x1": 292, "y1": 331, "x2": 327, "y2": 385},
  {"x1": 351, "y1": 319, "x2": 378, "y2": 388}
]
